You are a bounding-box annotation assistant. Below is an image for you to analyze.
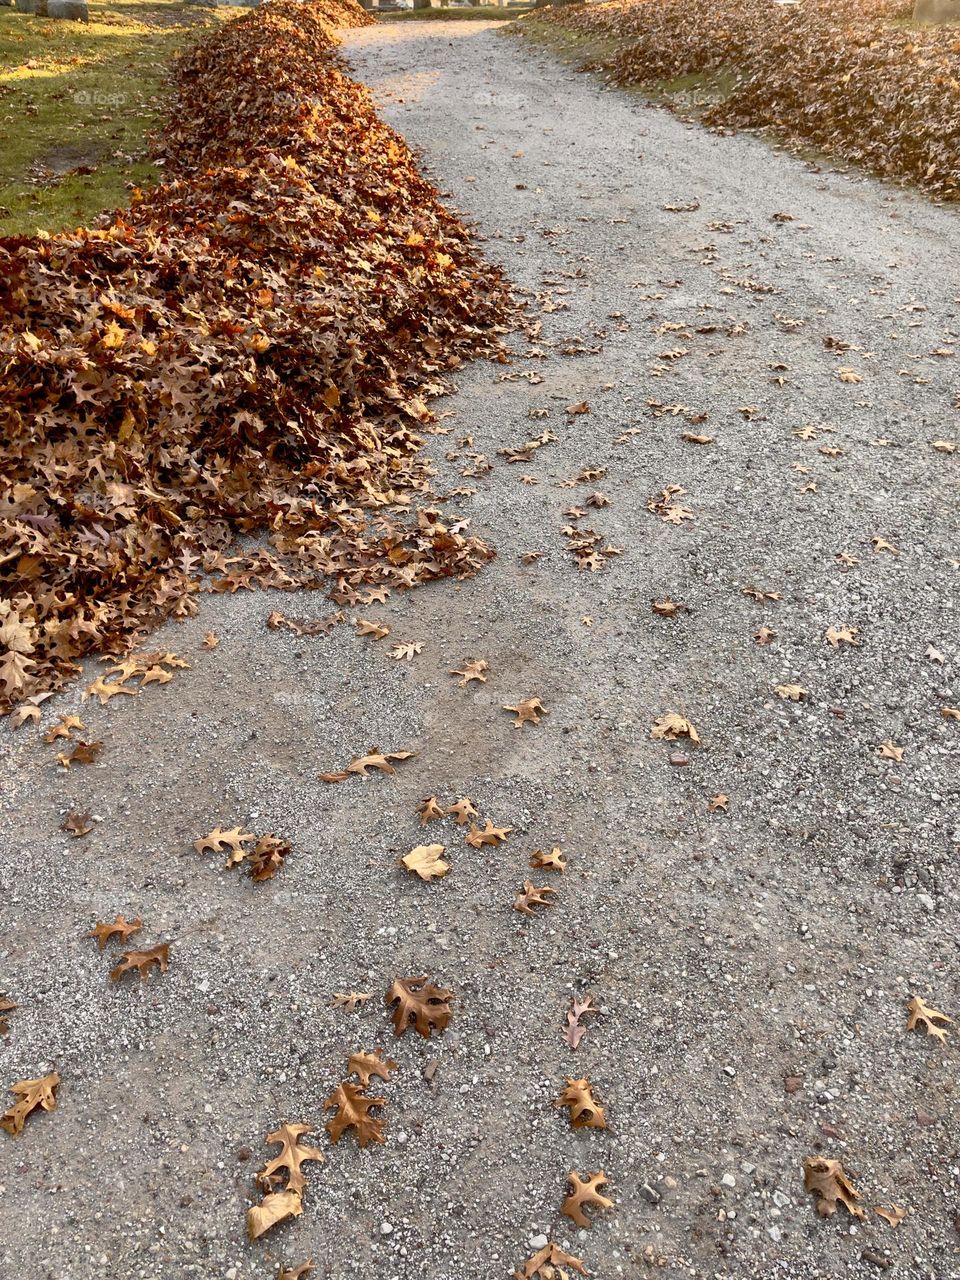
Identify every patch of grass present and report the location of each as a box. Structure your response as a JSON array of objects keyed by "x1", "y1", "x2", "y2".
[
  {"x1": 0, "y1": 0, "x2": 233, "y2": 236},
  {"x1": 378, "y1": 6, "x2": 531, "y2": 21}
]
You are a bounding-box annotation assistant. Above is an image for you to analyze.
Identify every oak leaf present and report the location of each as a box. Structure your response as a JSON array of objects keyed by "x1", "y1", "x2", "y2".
[
  {"x1": 248, "y1": 835, "x2": 290, "y2": 881},
  {"x1": 386, "y1": 976, "x2": 452, "y2": 1038},
  {"x1": 202, "y1": 632, "x2": 220, "y2": 650},
  {"x1": 742, "y1": 587, "x2": 782, "y2": 603},
  {"x1": 278, "y1": 1264, "x2": 313, "y2": 1280},
  {"x1": 512, "y1": 1242, "x2": 588, "y2": 1280},
  {"x1": 331, "y1": 992, "x2": 372, "y2": 1013},
  {"x1": 530, "y1": 847, "x2": 567, "y2": 872},
  {"x1": 465, "y1": 819, "x2": 512, "y2": 848},
  {"x1": 450, "y1": 658, "x2": 489, "y2": 686},
  {"x1": 652, "y1": 598, "x2": 685, "y2": 617},
  {"x1": 43, "y1": 715, "x2": 85, "y2": 743},
  {"x1": 775, "y1": 684, "x2": 806, "y2": 701},
  {"x1": 110, "y1": 943, "x2": 170, "y2": 982},
  {"x1": 708, "y1": 793, "x2": 729, "y2": 813},
  {"x1": 62, "y1": 811, "x2": 94, "y2": 838},
  {"x1": 256, "y1": 1123, "x2": 324, "y2": 1196},
  {"x1": 0, "y1": 1071, "x2": 60, "y2": 1136},
  {"x1": 324, "y1": 1082, "x2": 385, "y2": 1148},
  {"x1": 389, "y1": 642, "x2": 423, "y2": 661},
  {"x1": 564, "y1": 996, "x2": 597, "y2": 1050},
  {"x1": 85, "y1": 915, "x2": 143, "y2": 951},
  {"x1": 418, "y1": 795, "x2": 445, "y2": 825},
  {"x1": 194, "y1": 826, "x2": 255, "y2": 860},
  {"x1": 554, "y1": 1078, "x2": 606, "y2": 1130},
  {"x1": 401, "y1": 844, "x2": 449, "y2": 881},
  {"x1": 753, "y1": 626, "x2": 776, "y2": 645},
  {"x1": 942, "y1": 707, "x2": 960, "y2": 721},
  {"x1": 57, "y1": 740, "x2": 103, "y2": 768},
  {"x1": 650, "y1": 713, "x2": 700, "y2": 744},
  {"x1": 825, "y1": 625, "x2": 859, "y2": 648},
  {"x1": 905, "y1": 995, "x2": 953, "y2": 1043},
  {"x1": 877, "y1": 739, "x2": 904, "y2": 762},
  {"x1": 503, "y1": 697, "x2": 548, "y2": 728},
  {"x1": 803, "y1": 1156, "x2": 865, "y2": 1218},
  {"x1": 0, "y1": 995, "x2": 16, "y2": 1036},
  {"x1": 562, "y1": 1170, "x2": 614, "y2": 1228},
  {"x1": 347, "y1": 1049, "x2": 397, "y2": 1087},
  {"x1": 514, "y1": 881, "x2": 555, "y2": 915},
  {"x1": 872, "y1": 537, "x2": 898, "y2": 554},
  {"x1": 247, "y1": 1190, "x2": 302, "y2": 1241},
  {"x1": 446, "y1": 797, "x2": 478, "y2": 825},
  {"x1": 356, "y1": 620, "x2": 390, "y2": 640},
  {"x1": 875, "y1": 1204, "x2": 906, "y2": 1228},
  {"x1": 83, "y1": 676, "x2": 136, "y2": 705}
]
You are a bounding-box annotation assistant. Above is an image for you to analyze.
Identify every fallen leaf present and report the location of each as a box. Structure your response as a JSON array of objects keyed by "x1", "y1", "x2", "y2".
[
  {"x1": 708, "y1": 793, "x2": 729, "y2": 813},
  {"x1": 650, "y1": 712, "x2": 700, "y2": 744},
  {"x1": 248, "y1": 834, "x2": 291, "y2": 882},
  {"x1": 385, "y1": 975, "x2": 452, "y2": 1038},
  {"x1": 85, "y1": 916, "x2": 143, "y2": 951},
  {"x1": 753, "y1": 626, "x2": 776, "y2": 645},
  {"x1": 652, "y1": 598, "x2": 685, "y2": 617},
  {"x1": 742, "y1": 586, "x2": 782, "y2": 603},
  {"x1": 875, "y1": 1204, "x2": 906, "y2": 1228},
  {"x1": 330, "y1": 992, "x2": 372, "y2": 1013},
  {"x1": 0, "y1": 995, "x2": 16, "y2": 1036},
  {"x1": 61, "y1": 810, "x2": 94, "y2": 838},
  {"x1": 512, "y1": 1242, "x2": 588, "y2": 1280},
  {"x1": 942, "y1": 707, "x2": 960, "y2": 721},
  {"x1": 347, "y1": 1049, "x2": 397, "y2": 1087},
  {"x1": 465, "y1": 819, "x2": 512, "y2": 848},
  {"x1": 503, "y1": 697, "x2": 548, "y2": 728},
  {"x1": 446, "y1": 797, "x2": 478, "y2": 825},
  {"x1": 837, "y1": 366, "x2": 862, "y2": 383},
  {"x1": 775, "y1": 684, "x2": 807, "y2": 701},
  {"x1": 514, "y1": 881, "x2": 556, "y2": 916},
  {"x1": 324, "y1": 1082, "x2": 385, "y2": 1148},
  {"x1": 417, "y1": 795, "x2": 445, "y2": 825},
  {"x1": 562, "y1": 1170, "x2": 614, "y2": 1228},
  {"x1": 680, "y1": 432, "x2": 714, "y2": 445},
  {"x1": 401, "y1": 843, "x2": 449, "y2": 881},
  {"x1": 825, "y1": 625, "x2": 859, "y2": 648},
  {"x1": 278, "y1": 1263, "x2": 313, "y2": 1280},
  {"x1": 530, "y1": 847, "x2": 567, "y2": 872},
  {"x1": 564, "y1": 995, "x2": 597, "y2": 1050},
  {"x1": 83, "y1": 676, "x2": 136, "y2": 706},
  {"x1": 905, "y1": 995, "x2": 953, "y2": 1043},
  {"x1": 247, "y1": 1190, "x2": 302, "y2": 1241},
  {"x1": 110, "y1": 943, "x2": 170, "y2": 982},
  {"x1": 202, "y1": 632, "x2": 220, "y2": 649},
  {"x1": 872, "y1": 537, "x2": 898, "y2": 554},
  {"x1": 389, "y1": 641, "x2": 423, "y2": 661},
  {"x1": 803, "y1": 1156, "x2": 865, "y2": 1219},
  {"x1": 450, "y1": 658, "x2": 489, "y2": 686},
  {"x1": 877, "y1": 739, "x2": 904, "y2": 762},
  {"x1": 57, "y1": 740, "x2": 103, "y2": 768},
  {"x1": 194, "y1": 826, "x2": 255, "y2": 860},
  {"x1": 256, "y1": 1123, "x2": 324, "y2": 1196},
  {"x1": 0, "y1": 1072, "x2": 60, "y2": 1136},
  {"x1": 42, "y1": 714, "x2": 85, "y2": 744},
  {"x1": 356, "y1": 619, "x2": 390, "y2": 640},
  {"x1": 554, "y1": 1078, "x2": 607, "y2": 1130}
]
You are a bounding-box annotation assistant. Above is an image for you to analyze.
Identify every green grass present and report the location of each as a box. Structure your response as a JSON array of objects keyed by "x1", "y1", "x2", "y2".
[
  {"x1": 378, "y1": 6, "x2": 532, "y2": 20},
  {"x1": 0, "y1": 0, "x2": 233, "y2": 237}
]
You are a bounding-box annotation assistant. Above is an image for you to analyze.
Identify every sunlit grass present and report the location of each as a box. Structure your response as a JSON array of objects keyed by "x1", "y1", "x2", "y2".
[{"x1": 0, "y1": 0, "x2": 233, "y2": 236}]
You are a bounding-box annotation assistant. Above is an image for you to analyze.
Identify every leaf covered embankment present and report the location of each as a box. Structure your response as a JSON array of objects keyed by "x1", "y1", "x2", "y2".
[
  {"x1": 0, "y1": 0, "x2": 511, "y2": 715},
  {"x1": 524, "y1": 0, "x2": 960, "y2": 199}
]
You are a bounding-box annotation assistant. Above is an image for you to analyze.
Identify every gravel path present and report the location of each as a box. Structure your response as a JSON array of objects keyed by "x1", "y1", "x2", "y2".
[{"x1": 2, "y1": 18, "x2": 959, "y2": 1280}]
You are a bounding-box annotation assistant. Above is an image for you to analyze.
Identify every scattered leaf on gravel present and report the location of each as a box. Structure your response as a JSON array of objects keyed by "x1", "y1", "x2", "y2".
[
  {"x1": 110, "y1": 943, "x2": 170, "y2": 983},
  {"x1": 652, "y1": 598, "x2": 685, "y2": 617},
  {"x1": 278, "y1": 1264, "x2": 313, "y2": 1280},
  {"x1": 514, "y1": 881, "x2": 556, "y2": 916},
  {"x1": 562, "y1": 1170, "x2": 614, "y2": 1228},
  {"x1": 389, "y1": 642, "x2": 423, "y2": 661},
  {"x1": 650, "y1": 712, "x2": 700, "y2": 744},
  {"x1": 85, "y1": 916, "x2": 143, "y2": 951},
  {"x1": 57, "y1": 741, "x2": 103, "y2": 769},
  {"x1": 401, "y1": 843, "x2": 449, "y2": 881},
  {"x1": 512, "y1": 1242, "x2": 587, "y2": 1280},
  {"x1": 61, "y1": 811, "x2": 95, "y2": 838},
  {"x1": 256, "y1": 1123, "x2": 324, "y2": 1197},
  {"x1": 875, "y1": 1204, "x2": 907, "y2": 1228},
  {"x1": 446, "y1": 797, "x2": 478, "y2": 825},
  {"x1": 872, "y1": 537, "x2": 898, "y2": 554},
  {"x1": 877, "y1": 739, "x2": 904, "y2": 762},
  {"x1": 708, "y1": 793, "x2": 729, "y2": 813},
  {"x1": 347, "y1": 1049, "x2": 397, "y2": 1087},
  {"x1": 418, "y1": 796, "x2": 445, "y2": 825},
  {"x1": 753, "y1": 626, "x2": 776, "y2": 645},
  {"x1": 0, "y1": 996, "x2": 17, "y2": 1036},
  {"x1": 554, "y1": 1078, "x2": 607, "y2": 1130},
  {"x1": 42, "y1": 714, "x2": 85, "y2": 744},
  {"x1": 386, "y1": 976, "x2": 452, "y2": 1038},
  {"x1": 530, "y1": 847, "x2": 567, "y2": 872},
  {"x1": 905, "y1": 995, "x2": 953, "y2": 1043},
  {"x1": 0, "y1": 1072, "x2": 60, "y2": 1136},
  {"x1": 465, "y1": 819, "x2": 512, "y2": 848},
  {"x1": 503, "y1": 697, "x2": 548, "y2": 728},
  {"x1": 450, "y1": 658, "x2": 489, "y2": 686},
  {"x1": 247, "y1": 1190, "x2": 302, "y2": 1242},
  {"x1": 564, "y1": 995, "x2": 597, "y2": 1050},
  {"x1": 324, "y1": 1082, "x2": 385, "y2": 1148},
  {"x1": 825, "y1": 625, "x2": 859, "y2": 648},
  {"x1": 803, "y1": 1156, "x2": 865, "y2": 1219},
  {"x1": 775, "y1": 684, "x2": 807, "y2": 701},
  {"x1": 194, "y1": 826, "x2": 256, "y2": 860},
  {"x1": 331, "y1": 992, "x2": 372, "y2": 1013}
]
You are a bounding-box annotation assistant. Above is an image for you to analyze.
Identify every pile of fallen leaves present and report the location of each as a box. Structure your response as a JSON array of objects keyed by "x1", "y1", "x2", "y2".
[
  {"x1": 524, "y1": 0, "x2": 960, "y2": 199},
  {"x1": 0, "y1": 0, "x2": 510, "y2": 716}
]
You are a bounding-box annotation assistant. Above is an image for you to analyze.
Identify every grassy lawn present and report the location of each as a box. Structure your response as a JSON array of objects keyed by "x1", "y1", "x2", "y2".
[{"x1": 0, "y1": 0, "x2": 232, "y2": 237}]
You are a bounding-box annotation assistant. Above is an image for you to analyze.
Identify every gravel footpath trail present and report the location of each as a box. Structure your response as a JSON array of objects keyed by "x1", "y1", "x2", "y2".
[{"x1": 2, "y1": 18, "x2": 959, "y2": 1280}]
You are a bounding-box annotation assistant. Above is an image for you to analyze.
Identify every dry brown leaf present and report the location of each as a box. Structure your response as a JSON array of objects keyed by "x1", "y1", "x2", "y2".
[
  {"x1": 85, "y1": 916, "x2": 143, "y2": 951},
  {"x1": 0, "y1": 994, "x2": 16, "y2": 1036},
  {"x1": 554, "y1": 1077, "x2": 607, "y2": 1130},
  {"x1": 450, "y1": 658, "x2": 489, "y2": 686},
  {"x1": 825, "y1": 625, "x2": 859, "y2": 648},
  {"x1": 652, "y1": 598, "x2": 685, "y2": 617},
  {"x1": 708, "y1": 793, "x2": 729, "y2": 813},
  {"x1": 356, "y1": 619, "x2": 390, "y2": 640},
  {"x1": 514, "y1": 881, "x2": 556, "y2": 916},
  {"x1": 83, "y1": 676, "x2": 137, "y2": 706},
  {"x1": 331, "y1": 991, "x2": 372, "y2": 1013},
  {"x1": 202, "y1": 632, "x2": 220, "y2": 649},
  {"x1": 110, "y1": 943, "x2": 170, "y2": 983},
  {"x1": 650, "y1": 712, "x2": 700, "y2": 744},
  {"x1": 247, "y1": 1190, "x2": 302, "y2": 1242},
  {"x1": 57, "y1": 740, "x2": 103, "y2": 768},
  {"x1": 465, "y1": 819, "x2": 512, "y2": 848},
  {"x1": 942, "y1": 707, "x2": 960, "y2": 721},
  {"x1": 875, "y1": 1204, "x2": 906, "y2": 1228},
  {"x1": 417, "y1": 795, "x2": 445, "y2": 825},
  {"x1": 503, "y1": 697, "x2": 548, "y2": 728},
  {"x1": 400, "y1": 844, "x2": 449, "y2": 882},
  {"x1": 194, "y1": 826, "x2": 255, "y2": 860},
  {"x1": 0, "y1": 1071, "x2": 60, "y2": 1136},
  {"x1": 905, "y1": 995, "x2": 953, "y2": 1043},
  {"x1": 347, "y1": 1049, "x2": 397, "y2": 1087},
  {"x1": 42, "y1": 714, "x2": 85, "y2": 744},
  {"x1": 680, "y1": 432, "x2": 714, "y2": 445},
  {"x1": 248, "y1": 834, "x2": 290, "y2": 882},
  {"x1": 837, "y1": 366, "x2": 862, "y2": 383},
  {"x1": 753, "y1": 625, "x2": 776, "y2": 645},
  {"x1": 803, "y1": 1156, "x2": 865, "y2": 1219},
  {"x1": 877, "y1": 739, "x2": 905, "y2": 762},
  {"x1": 385, "y1": 976, "x2": 452, "y2": 1039},
  {"x1": 278, "y1": 1263, "x2": 313, "y2": 1280},
  {"x1": 742, "y1": 586, "x2": 782, "y2": 603},
  {"x1": 530, "y1": 847, "x2": 567, "y2": 872},
  {"x1": 324, "y1": 1082, "x2": 385, "y2": 1148},
  {"x1": 389, "y1": 641, "x2": 423, "y2": 661},
  {"x1": 61, "y1": 810, "x2": 94, "y2": 838},
  {"x1": 446, "y1": 797, "x2": 478, "y2": 825},
  {"x1": 775, "y1": 684, "x2": 807, "y2": 701},
  {"x1": 256, "y1": 1123, "x2": 324, "y2": 1196},
  {"x1": 512, "y1": 1242, "x2": 588, "y2": 1280},
  {"x1": 563, "y1": 995, "x2": 597, "y2": 1050},
  {"x1": 872, "y1": 536, "x2": 898, "y2": 554},
  {"x1": 562, "y1": 1170, "x2": 614, "y2": 1228}
]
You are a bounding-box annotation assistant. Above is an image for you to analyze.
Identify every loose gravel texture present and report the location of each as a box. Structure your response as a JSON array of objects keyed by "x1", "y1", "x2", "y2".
[{"x1": 1, "y1": 17, "x2": 959, "y2": 1280}]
